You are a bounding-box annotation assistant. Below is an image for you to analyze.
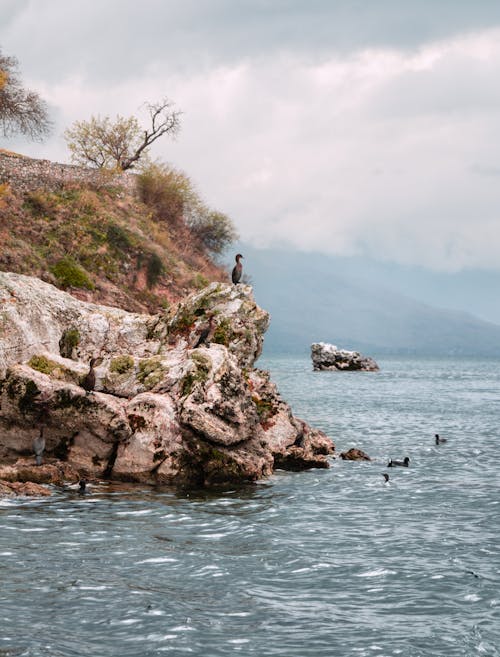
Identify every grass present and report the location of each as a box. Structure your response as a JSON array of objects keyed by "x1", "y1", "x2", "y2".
[{"x1": 0, "y1": 180, "x2": 229, "y2": 314}]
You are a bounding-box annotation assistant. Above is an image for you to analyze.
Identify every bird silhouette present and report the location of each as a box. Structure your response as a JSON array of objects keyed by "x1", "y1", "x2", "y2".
[
  {"x1": 435, "y1": 433, "x2": 447, "y2": 444},
  {"x1": 193, "y1": 316, "x2": 215, "y2": 348},
  {"x1": 82, "y1": 357, "x2": 102, "y2": 393},
  {"x1": 231, "y1": 254, "x2": 244, "y2": 284},
  {"x1": 387, "y1": 457, "x2": 410, "y2": 467},
  {"x1": 32, "y1": 427, "x2": 46, "y2": 466},
  {"x1": 382, "y1": 473, "x2": 390, "y2": 482}
]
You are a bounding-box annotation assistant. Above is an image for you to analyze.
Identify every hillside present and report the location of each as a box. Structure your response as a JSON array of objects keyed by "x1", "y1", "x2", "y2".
[{"x1": 0, "y1": 151, "x2": 228, "y2": 313}]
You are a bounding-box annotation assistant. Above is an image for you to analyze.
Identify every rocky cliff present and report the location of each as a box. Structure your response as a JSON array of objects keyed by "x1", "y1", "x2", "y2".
[{"x1": 0, "y1": 272, "x2": 333, "y2": 487}]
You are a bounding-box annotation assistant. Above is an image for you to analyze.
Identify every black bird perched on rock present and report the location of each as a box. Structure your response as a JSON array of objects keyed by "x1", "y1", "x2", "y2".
[
  {"x1": 231, "y1": 253, "x2": 244, "y2": 284},
  {"x1": 32, "y1": 427, "x2": 45, "y2": 466},
  {"x1": 193, "y1": 316, "x2": 215, "y2": 348},
  {"x1": 78, "y1": 479, "x2": 87, "y2": 495},
  {"x1": 82, "y1": 357, "x2": 102, "y2": 393},
  {"x1": 387, "y1": 457, "x2": 410, "y2": 467},
  {"x1": 435, "y1": 433, "x2": 447, "y2": 444}
]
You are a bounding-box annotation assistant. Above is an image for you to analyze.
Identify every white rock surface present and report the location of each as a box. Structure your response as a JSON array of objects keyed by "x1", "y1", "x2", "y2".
[
  {"x1": 1, "y1": 273, "x2": 334, "y2": 485},
  {"x1": 311, "y1": 342, "x2": 379, "y2": 371}
]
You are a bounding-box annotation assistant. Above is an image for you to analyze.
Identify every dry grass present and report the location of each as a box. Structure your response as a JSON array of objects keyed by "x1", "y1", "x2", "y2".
[{"x1": 0, "y1": 182, "x2": 228, "y2": 313}]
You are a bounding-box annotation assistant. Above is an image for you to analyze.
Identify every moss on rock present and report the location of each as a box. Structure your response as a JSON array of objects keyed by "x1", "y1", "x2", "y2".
[
  {"x1": 59, "y1": 327, "x2": 80, "y2": 359},
  {"x1": 50, "y1": 257, "x2": 94, "y2": 290},
  {"x1": 110, "y1": 355, "x2": 134, "y2": 374},
  {"x1": 136, "y1": 357, "x2": 166, "y2": 390}
]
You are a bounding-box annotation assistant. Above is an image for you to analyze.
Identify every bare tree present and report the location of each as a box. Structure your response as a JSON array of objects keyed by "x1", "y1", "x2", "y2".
[
  {"x1": 0, "y1": 50, "x2": 51, "y2": 140},
  {"x1": 64, "y1": 99, "x2": 181, "y2": 171}
]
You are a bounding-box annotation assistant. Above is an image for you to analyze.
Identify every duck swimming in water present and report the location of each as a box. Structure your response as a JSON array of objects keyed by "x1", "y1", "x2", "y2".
[
  {"x1": 435, "y1": 433, "x2": 447, "y2": 445},
  {"x1": 387, "y1": 457, "x2": 410, "y2": 467},
  {"x1": 32, "y1": 427, "x2": 45, "y2": 466}
]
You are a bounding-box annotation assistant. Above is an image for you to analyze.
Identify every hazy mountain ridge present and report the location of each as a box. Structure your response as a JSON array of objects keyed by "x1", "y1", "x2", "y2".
[{"x1": 241, "y1": 246, "x2": 500, "y2": 356}]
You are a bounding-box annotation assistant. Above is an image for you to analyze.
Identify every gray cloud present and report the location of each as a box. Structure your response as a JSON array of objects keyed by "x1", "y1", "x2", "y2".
[{"x1": 2, "y1": 2, "x2": 500, "y2": 271}]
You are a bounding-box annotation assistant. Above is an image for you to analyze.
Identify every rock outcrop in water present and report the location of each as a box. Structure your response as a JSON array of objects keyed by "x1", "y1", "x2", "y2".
[
  {"x1": 0, "y1": 272, "x2": 333, "y2": 488},
  {"x1": 311, "y1": 342, "x2": 379, "y2": 372}
]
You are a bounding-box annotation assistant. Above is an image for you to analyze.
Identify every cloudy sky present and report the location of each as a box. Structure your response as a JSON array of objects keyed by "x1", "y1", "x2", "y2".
[{"x1": 3, "y1": 0, "x2": 500, "y2": 273}]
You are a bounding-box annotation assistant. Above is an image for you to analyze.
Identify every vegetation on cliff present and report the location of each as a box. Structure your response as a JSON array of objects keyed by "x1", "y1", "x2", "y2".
[{"x1": 0, "y1": 158, "x2": 235, "y2": 313}]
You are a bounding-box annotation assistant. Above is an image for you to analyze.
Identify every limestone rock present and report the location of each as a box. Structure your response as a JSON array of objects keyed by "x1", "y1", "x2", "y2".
[
  {"x1": 340, "y1": 447, "x2": 372, "y2": 461},
  {"x1": 0, "y1": 459, "x2": 80, "y2": 485},
  {"x1": 311, "y1": 342, "x2": 379, "y2": 371},
  {"x1": 0, "y1": 272, "x2": 334, "y2": 486},
  {"x1": 0, "y1": 480, "x2": 51, "y2": 497}
]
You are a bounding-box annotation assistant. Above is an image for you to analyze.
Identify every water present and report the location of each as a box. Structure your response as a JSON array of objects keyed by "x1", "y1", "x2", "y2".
[{"x1": 1, "y1": 356, "x2": 499, "y2": 656}]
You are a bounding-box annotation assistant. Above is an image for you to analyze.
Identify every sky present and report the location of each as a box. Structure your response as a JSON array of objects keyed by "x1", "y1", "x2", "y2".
[{"x1": 2, "y1": 0, "x2": 500, "y2": 275}]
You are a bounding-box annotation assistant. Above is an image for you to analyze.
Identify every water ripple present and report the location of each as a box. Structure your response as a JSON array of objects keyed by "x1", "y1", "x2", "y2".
[{"x1": 1, "y1": 356, "x2": 499, "y2": 656}]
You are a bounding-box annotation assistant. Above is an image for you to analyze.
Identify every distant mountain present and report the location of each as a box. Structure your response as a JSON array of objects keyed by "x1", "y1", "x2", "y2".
[{"x1": 237, "y1": 245, "x2": 500, "y2": 357}]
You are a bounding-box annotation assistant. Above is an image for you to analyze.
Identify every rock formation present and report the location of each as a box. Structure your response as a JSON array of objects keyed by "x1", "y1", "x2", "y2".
[
  {"x1": 0, "y1": 272, "x2": 333, "y2": 489},
  {"x1": 311, "y1": 342, "x2": 379, "y2": 372},
  {"x1": 340, "y1": 448, "x2": 371, "y2": 461}
]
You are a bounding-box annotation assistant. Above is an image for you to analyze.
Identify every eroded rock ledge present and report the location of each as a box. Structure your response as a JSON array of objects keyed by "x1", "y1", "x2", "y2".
[
  {"x1": 311, "y1": 342, "x2": 379, "y2": 372},
  {"x1": 0, "y1": 272, "x2": 333, "y2": 488}
]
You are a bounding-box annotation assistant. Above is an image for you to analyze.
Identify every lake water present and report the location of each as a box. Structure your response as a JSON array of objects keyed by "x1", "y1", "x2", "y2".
[{"x1": 1, "y1": 356, "x2": 499, "y2": 656}]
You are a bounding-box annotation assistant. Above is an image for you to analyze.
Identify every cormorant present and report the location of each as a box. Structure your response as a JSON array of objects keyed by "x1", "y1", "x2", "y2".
[
  {"x1": 32, "y1": 427, "x2": 45, "y2": 466},
  {"x1": 435, "y1": 433, "x2": 447, "y2": 444},
  {"x1": 387, "y1": 457, "x2": 410, "y2": 467},
  {"x1": 82, "y1": 357, "x2": 102, "y2": 393},
  {"x1": 231, "y1": 254, "x2": 244, "y2": 284},
  {"x1": 382, "y1": 473, "x2": 390, "y2": 483},
  {"x1": 193, "y1": 316, "x2": 215, "y2": 348},
  {"x1": 78, "y1": 479, "x2": 87, "y2": 494}
]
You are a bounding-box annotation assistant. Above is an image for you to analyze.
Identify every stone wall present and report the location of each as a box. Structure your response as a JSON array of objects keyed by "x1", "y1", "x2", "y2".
[{"x1": 0, "y1": 150, "x2": 137, "y2": 195}]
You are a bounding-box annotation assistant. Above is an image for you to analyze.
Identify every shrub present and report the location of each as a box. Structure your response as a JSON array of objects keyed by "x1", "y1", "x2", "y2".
[
  {"x1": 106, "y1": 223, "x2": 132, "y2": 251},
  {"x1": 24, "y1": 190, "x2": 56, "y2": 217},
  {"x1": 188, "y1": 210, "x2": 238, "y2": 255},
  {"x1": 51, "y1": 257, "x2": 95, "y2": 289},
  {"x1": 28, "y1": 355, "x2": 59, "y2": 375},
  {"x1": 59, "y1": 328, "x2": 80, "y2": 358},
  {"x1": 138, "y1": 162, "x2": 238, "y2": 255},
  {"x1": 146, "y1": 252, "x2": 164, "y2": 289},
  {"x1": 137, "y1": 163, "x2": 195, "y2": 226},
  {"x1": 110, "y1": 355, "x2": 134, "y2": 374}
]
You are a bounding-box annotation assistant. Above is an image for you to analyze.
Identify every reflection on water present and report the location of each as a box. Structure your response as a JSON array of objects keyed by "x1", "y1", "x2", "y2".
[{"x1": 1, "y1": 356, "x2": 499, "y2": 656}]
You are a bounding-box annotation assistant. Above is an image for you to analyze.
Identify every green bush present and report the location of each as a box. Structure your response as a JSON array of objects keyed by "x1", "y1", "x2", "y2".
[
  {"x1": 28, "y1": 354, "x2": 59, "y2": 375},
  {"x1": 146, "y1": 252, "x2": 164, "y2": 288},
  {"x1": 137, "y1": 163, "x2": 195, "y2": 227},
  {"x1": 138, "y1": 162, "x2": 238, "y2": 255},
  {"x1": 110, "y1": 355, "x2": 134, "y2": 374},
  {"x1": 51, "y1": 257, "x2": 95, "y2": 289},
  {"x1": 106, "y1": 223, "x2": 132, "y2": 251},
  {"x1": 188, "y1": 210, "x2": 238, "y2": 255},
  {"x1": 59, "y1": 328, "x2": 80, "y2": 358}
]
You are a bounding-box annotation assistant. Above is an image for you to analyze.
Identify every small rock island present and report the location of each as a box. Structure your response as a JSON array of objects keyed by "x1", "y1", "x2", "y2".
[{"x1": 311, "y1": 342, "x2": 379, "y2": 371}]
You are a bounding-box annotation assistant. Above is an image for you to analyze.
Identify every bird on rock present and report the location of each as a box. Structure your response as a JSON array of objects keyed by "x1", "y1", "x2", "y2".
[
  {"x1": 32, "y1": 427, "x2": 46, "y2": 466},
  {"x1": 82, "y1": 357, "x2": 102, "y2": 394},
  {"x1": 435, "y1": 433, "x2": 447, "y2": 445},
  {"x1": 231, "y1": 254, "x2": 244, "y2": 284},
  {"x1": 193, "y1": 315, "x2": 215, "y2": 349},
  {"x1": 387, "y1": 457, "x2": 410, "y2": 467}
]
